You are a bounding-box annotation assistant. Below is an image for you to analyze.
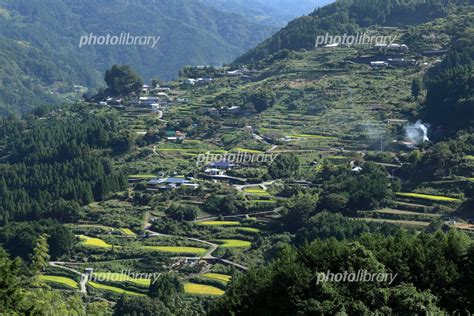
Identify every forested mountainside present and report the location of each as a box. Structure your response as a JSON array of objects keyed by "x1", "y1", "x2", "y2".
[
  {"x1": 235, "y1": 0, "x2": 472, "y2": 65},
  {"x1": 200, "y1": 0, "x2": 333, "y2": 26},
  {"x1": 0, "y1": 0, "x2": 273, "y2": 114}
]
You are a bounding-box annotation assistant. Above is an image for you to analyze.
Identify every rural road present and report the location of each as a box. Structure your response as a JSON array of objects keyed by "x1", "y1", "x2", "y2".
[
  {"x1": 49, "y1": 261, "x2": 88, "y2": 294},
  {"x1": 145, "y1": 217, "x2": 248, "y2": 270},
  {"x1": 144, "y1": 228, "x2": 219, "y2": 260},
  {"x1": 195, "y1": 207, "x2": 283, "y2": 221},
  {"x1": 234, "y1": 180, "x2": 276, "y2": 192}
]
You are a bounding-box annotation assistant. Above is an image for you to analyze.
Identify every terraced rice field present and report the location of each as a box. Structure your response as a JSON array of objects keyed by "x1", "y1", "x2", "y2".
[
  {"x1": 201, "y1": 273, "x2": 232, "y2": 283},
  {"x1": 39, "y1": 275, "x2": 78, "y2": 289},
  {"x1": 232, "y1": 148, "x2": 264, "y2": 154},
  {"x1": 74, "y1": 224, "x2": 114, "y2": 231},
  {"x1": 237, "y1": 227, "x2": 261, "y2": 233},
  {"x1": 356, "y1": 218, "x2": 431, "y2": 227},
  {"x1": 88, "y1": 281, "x2": 145, "y2": 296},
  {"x1": 243, "y1": 187, "x2": 270, "y2": 196},
  {"x1": 141, "y1": 246, "x2": 208, "y2": 256},
  {"x1": 251, "y1": 199, "x2": 276, "y2": 204},
  {"x1": 368, "y1": 208, "x2": 442, "y2": 218},
  {"x1": 79, "y1": 235, "x2": 113, "y2": 248},
  {"x1": 289, "y1": 134, "x2": 335, "y2": 139},
  {"x1": 93, "y1": 272, "x2": 151, "y2": 287},
  {"x1": 120, "y1": 228, "x2": 136, "y2": 236},
  {"x1": 197, "y1": 221, "x2": 241, "y2": 226},
  {"x1": 215, "y1": 239, "x2": 252, "y2": 248},
  {"x1": 155, "y1": 148, "x2": 199, "y2": 152},
  {"x1": 396, "y1": 192, "x2": 461, "y2": 202},
  {"x1": 127, "y1": 174, "x2": 156, "y2": 179},
  {"x1": 184, "y1": 283, "x2": 225, "y2": 296}
]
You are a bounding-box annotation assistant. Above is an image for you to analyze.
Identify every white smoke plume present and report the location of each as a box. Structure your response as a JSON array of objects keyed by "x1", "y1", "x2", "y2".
[{"x1": 405, "y1": 120, "x2": 429, "y2": 144}]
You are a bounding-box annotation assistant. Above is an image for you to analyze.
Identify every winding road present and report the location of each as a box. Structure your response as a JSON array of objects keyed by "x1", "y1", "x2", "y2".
[
  {"x1": 49, "y1": 261, "x2": 88, "y2": 294},
  {"x1": 145, "y1": 218, "x2": 248, "y2": 270}
]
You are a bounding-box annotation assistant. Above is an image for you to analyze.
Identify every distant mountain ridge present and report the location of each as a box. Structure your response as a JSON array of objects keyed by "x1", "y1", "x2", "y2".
[
  {"x1": 234, "y1": 0, "x2": 472, "y2": 65},
  {"x1": 0, "y1": 0, "x2": 273, "y2": 113},
  {"x1": 200, "y1": 0, "x2": 334, "y2": 26}
]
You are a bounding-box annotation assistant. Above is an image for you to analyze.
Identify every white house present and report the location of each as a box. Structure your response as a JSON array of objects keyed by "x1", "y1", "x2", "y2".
[
  {"x1": 324, "y1": 43, "x2": 339, "y2": 48},
  {"x1": 156, "y1": 87, "x2": 171, "y2": 92},
  {"x1": 142, "y1": 85, "x2": 151, "y2": 94},
  {"x1": 184, "y1": 78, "x2": 196, "y2": 86},
  {"x1": 370, "y1": 61, "x2": 389, "y2": 68},
  {"x1": 204, "y1": 168, "x2": 226, "y2": 176},
  {"x1": 226, "y1": 70, "x2": 242, "y2": 77}
]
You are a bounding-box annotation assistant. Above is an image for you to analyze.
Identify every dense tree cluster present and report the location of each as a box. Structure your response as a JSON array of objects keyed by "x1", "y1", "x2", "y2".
[
  {"x1": 0, "y1": 220, "x2": 75, "y2": 261},
  {"x1": 268, "y1": 153, "x2": 300, "y2": 178},
  {"x1": 204, "y1": 191, "x2": 246, "y2": 215},
  {"x1": 294, "y1": 212, "x2": 403, "y2": 244},
  {"x1": 165, "y1": 203, "x2": 199, "y2": 221},
  {"x1": 148, "y1": 273, "x2": 184, "y2": 302},
  {"x1": 211, "y1": 228, "x2": 474, "y2": 314},
  {"x1": 400, "y1": 133, "x2": 474, "y2": 180},
  {"x1": 104, "y1": 65, "x2": 144, "y2": 97},
  {"x1": 0, "y1": 241, "x2": 108, "y2": 315},
  {"x1": 0, "y1": 112, "x2": 128, "y2": 224},
  {"x1": 424, "y1": 32, "x2": 473, "y2": 133},
  {"x1": 318, "y1": 162, "x2": 396, "y2": 213}
]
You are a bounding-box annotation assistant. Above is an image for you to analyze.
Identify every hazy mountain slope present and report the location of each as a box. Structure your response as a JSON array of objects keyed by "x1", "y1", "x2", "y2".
[
  {"x1": 0, "y1": 0, "x2": 273, "y2": 113},
  {"x1": 200, "y1": 0, "x2": 334, "y2": 26}
]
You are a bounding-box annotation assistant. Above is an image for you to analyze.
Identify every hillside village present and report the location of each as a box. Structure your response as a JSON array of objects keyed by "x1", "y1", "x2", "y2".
[{"x1": 0, "y1": 1, "x2": 473, "y2": 315}]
